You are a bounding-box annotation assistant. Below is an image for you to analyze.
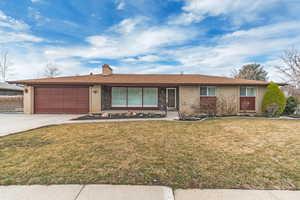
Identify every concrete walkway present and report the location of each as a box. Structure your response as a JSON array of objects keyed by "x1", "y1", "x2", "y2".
[
  {"x1": 0, "y1": 185, "x2": 173, "y2": 200},
  {"x1": 0, "y1": 185, "x2": 299, "y2": 200}
]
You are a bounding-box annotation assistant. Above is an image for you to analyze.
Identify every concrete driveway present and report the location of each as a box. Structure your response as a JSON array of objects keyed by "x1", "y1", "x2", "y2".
[{"x1": 0, "y1": 113, "x2": 80, "y2": 137}]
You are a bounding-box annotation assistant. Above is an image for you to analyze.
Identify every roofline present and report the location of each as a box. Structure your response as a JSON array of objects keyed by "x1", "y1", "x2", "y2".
[
  {"x1": 7, "y1": 73, "x2": 268, "y2": 82},
  {"x1": 8, "y1": 73, "x2": 287, "y2": 87},
  {"x1": 7, "y1": 81, "x2": 283, "y2": 86}
]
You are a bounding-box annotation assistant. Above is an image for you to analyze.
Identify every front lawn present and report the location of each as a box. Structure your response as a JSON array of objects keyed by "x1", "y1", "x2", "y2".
[{"x1": 0, "y1": 119, "x2": 299, "y2": 189}]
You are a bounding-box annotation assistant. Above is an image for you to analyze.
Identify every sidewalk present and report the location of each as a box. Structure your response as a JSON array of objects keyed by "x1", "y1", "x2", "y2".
[
  {"x1": 0, "y1": 185, "x2": 299, "y2": 200},
  {"x1": 0, "y1": 185, "x2": 173, "y2": 200}
]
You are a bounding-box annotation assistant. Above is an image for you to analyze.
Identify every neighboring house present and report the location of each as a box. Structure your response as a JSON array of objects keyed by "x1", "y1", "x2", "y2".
[
  {"x1": 9, "y1": 64, "x2": 281, "y2": 115},
  {"x1": 0, "y1": 82, "x2": 23, "y2": 96},
  {"x1": 282, "y1": 85, "x2": 300, "y2": 102}
]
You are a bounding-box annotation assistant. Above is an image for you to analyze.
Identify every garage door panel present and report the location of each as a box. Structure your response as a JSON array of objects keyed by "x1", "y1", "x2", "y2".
[{"x1": 34, "y1": 86, "x2": 89, "y2": 114}]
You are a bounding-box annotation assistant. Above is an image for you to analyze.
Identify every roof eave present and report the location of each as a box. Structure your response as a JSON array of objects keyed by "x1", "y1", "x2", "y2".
[{"x1": 8, "y1": 81, "x2": 273, "y2": 86}]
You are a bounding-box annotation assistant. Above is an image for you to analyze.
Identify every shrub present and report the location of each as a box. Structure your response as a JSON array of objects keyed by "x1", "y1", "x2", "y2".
[
  {"x1": 266, "y1": 103, "x2": 279, "y2": 117},
  {"x1": 216, "y1": 95, "x2": 237, "y2": 115},
  {"x1": 284, "y1": 96, "x2": 298, "y2": 115},
  {"x1": 262, "y1": 83, "x2": 286, "y2": 115}
]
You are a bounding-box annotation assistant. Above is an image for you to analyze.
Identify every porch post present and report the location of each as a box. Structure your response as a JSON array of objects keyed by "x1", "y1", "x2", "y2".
[{"x1": 89, "y1": 85, "x2": 102, "y2": 114}]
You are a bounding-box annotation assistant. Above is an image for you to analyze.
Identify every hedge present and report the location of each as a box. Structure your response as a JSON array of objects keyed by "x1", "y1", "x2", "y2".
[{"x1": 262, "y1": 83, "x2": 286, "y2": 115}]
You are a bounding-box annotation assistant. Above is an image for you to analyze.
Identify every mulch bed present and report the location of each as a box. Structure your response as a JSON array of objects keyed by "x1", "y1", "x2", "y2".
[
  {"x1": 284, "y1": 115, "x2": 300, "y2": 119},
  {"x1": 73, "y1": 112, "x2": 166, "y2": 120},
  {"x1": 177, "y1": 114, "x2": 295, "y2": 121}
]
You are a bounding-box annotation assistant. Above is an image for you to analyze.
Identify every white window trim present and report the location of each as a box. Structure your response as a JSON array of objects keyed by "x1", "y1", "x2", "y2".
[
  {"x1": 240, "y1": 87, "x2": 256, "y2": 97},
  {"x1": 200, "y1": 86, "x2": 216, "y2": 97}
]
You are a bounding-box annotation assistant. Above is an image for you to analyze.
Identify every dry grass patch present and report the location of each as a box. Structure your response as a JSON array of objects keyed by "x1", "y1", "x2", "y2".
[{"x1": 0, "y1": 118, "x2": 299, "y2": 189}]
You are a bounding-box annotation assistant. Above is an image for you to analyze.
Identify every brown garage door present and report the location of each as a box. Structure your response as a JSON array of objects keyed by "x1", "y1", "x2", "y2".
[{"x1": 34, "y1": 86, "x2": 89, "y2": 114}]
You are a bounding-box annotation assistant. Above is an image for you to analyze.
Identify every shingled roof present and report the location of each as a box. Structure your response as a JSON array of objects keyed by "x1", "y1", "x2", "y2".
[{"x1": 9, "y1": 73, "x2": 277, "y2": 86}]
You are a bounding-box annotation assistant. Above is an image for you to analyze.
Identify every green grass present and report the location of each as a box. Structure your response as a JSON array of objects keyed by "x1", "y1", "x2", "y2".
[{"x1": 0, "y1": 118, "x2": 299, "y2": 189}]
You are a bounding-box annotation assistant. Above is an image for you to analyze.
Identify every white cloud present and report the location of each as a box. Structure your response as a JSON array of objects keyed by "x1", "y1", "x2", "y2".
[
  {"x1": 6, "y1": 43, "x2": 94, "y2": 81},
  {"x1": 0, "y1": 10, "x2": 29, "y2": 31},
  {"x1": 31, "y1": 0, "x2": 41, "y2": 3},
  {"x1": 110, "y1": 17, "x2": 147, "y2": 34},
  {"x1": 122, "y1": 55, "x2": 162, "y2": 63},
  {"x1": 88, "y1": 60, "x2": 102, "y2": 64},
  {"x1": 28, "y1": 7, "x2": 43, "y2": 21},
  {"x1": 42, "y1": 17, "x2": 300, "y2": 81},
  {"x1": 0, "y1": 10, "x2": 43, "y2": 44},
  {"x1": 116, "y1": 0, "x2": 125, "y2": 10},
  {"x1": 138, "y1": 55, "x2": 162, "y2": 62},
  {"x1": 116, "y1": 63, "x2": 179, "y2": 74},
  {"x1": 0, "y1": 30, "x2": 43, "y2": 43},
  {"x1": 169, "y1": 12, "x2": 204, "y2": 25},
  {"x1": 44, "y1": 23, "x2": 198, "y2": 60},
  {"x1": 0, "y1": 11, "x2": 7, "y2": 19},
  {"x1": 121, "y1": 58, "x2": 137, "y2": 63},
  {"x1": 169, "y1": 0, "x2": 279, "y2": 25},
  {"x1": 163, "y1": 21, "x2": 300, "y2": 81},
  {"x1": 4, "y1": 3, "x2": 300, "y2": 82}
]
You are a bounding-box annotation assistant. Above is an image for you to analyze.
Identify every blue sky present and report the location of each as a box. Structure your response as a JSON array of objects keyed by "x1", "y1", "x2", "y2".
[{"x1": 1, "y1": 0, "x2": 300, "y2": 81}]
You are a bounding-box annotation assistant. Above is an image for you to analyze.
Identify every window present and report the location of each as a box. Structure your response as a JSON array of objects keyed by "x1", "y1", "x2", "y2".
[
  {"x1": 128, "y1": 88, "x2": 142, "y2": 107},
  {"x1": 112, "y1": 87, "x2": 127, "y2": 107},
  {"x1": 240, "y1": 87, "x2": 256, "y2": 97},
  {"x1": 111, "y1": 87, "x2": 158, "y2": 107},
  {"x1": 200, "y1": 87, "x2": 216, "y2": 96},
  {"x1": 143, "y1": 88, "x2": 158, "y2": 107}
]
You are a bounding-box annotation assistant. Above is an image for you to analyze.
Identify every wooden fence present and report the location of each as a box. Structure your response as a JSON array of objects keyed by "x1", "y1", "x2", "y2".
[{"x1": 0, "y1": 96, "x2": 23, "y2": 112}]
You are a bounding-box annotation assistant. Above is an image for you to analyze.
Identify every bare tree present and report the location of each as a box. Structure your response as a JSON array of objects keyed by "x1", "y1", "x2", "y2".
[
  {"x1": 232, "y1": 63, "x2": 268, "y2": 81},
  {"x1": 276, "y1": 48, "x2": 300, "y2": 88},
  {"x1": 44, "y1": 63, "x2": 61, "y2": 78},
  {"x1": 0, "y1": 49, "x2": 9, "y2": 82}
]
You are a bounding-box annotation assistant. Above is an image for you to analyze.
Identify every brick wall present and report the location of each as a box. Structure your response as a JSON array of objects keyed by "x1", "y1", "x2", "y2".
[
  {"x1": 179, "y1": 86, "x2": 200, "y2": 114},
  {"x1": 0, "y1": 96, "x2": 23, "y2": 112},
  {"x1": 240, "y1": 97, "x2": 256, "y2": 111},
  {"x1": 200, "y1": 96, "x2": 217, "y2": 114}
]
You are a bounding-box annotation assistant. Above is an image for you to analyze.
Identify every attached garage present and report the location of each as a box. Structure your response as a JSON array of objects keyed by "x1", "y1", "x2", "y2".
[{"x1": 34, "y1": 86, "x2": 89, "y2": 114}]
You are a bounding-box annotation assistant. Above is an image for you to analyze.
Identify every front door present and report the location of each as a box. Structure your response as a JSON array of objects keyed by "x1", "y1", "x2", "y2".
[{"x1": 166, "y1": 88, "x2": 176, "y2": 110}]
